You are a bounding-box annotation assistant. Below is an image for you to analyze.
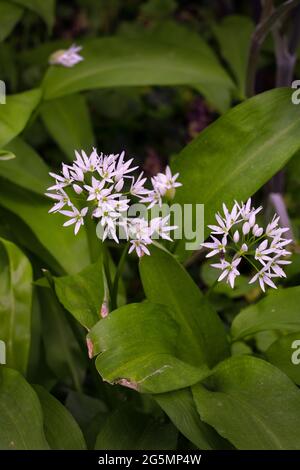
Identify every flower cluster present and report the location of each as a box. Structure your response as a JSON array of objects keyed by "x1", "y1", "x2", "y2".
[
  {"x1": 46, "y1": 148, "x2": 181, "y2": 257},
  {"x1": 49, "y1": 44, "x2": 83, "y2": 68},
  {"x1": 202, "y1": 199, "x2": 292, "y2": 292}
]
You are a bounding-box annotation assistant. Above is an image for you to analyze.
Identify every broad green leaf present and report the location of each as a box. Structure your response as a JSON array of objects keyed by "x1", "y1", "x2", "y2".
[
  {"x1": 192, "y1": 355, "x2": 300, "y2": 450},
  {"x1": 0, "y1": 237, "x2": 32, "y2": 374},
  {"x1": 38, "y1": 285, "x2": 86, "y2": 391},
  {"x1": 231, "y1": 287, "x2": 300, "y2": 341},
  {"x1": 0, "y1": 138, "x2": 51, "y2": 195},
  {"x1": 0, "y1": 368, "x2": 49, "y2": 449},
  {"x1": 0, "y1": 149, "x2": 15, "y2": 160},
  {"x1": 34, "y1": 385, "x2": 87, "y2": 450},
  {"x1": 0, "y1": 89, "x2": 41, "y2": 148},
  {"x1": 54, "y1": 256, "x2": 104, "y2": 330},
  {"x1": 213, "y1": 15, "x2": 254, "y2": 97},
  {"x1": 172, "y1": 88, "x2": 300, "y2": 259},
  {"x1": 40, "y1": 94, "x2": 94, "y2": 161},
  {"x1": 0, "y1": 1, "x2": 23, "y2": 42},
  {"x1": 42, "y1": 22, "x2": 233, "y2": 104},
  {"x1": 95, "y1": 405, "x2": 178, "y2": 450},
  {"x1": 10, "y1": 0, "x2": 55, "y2": 30},
  {"x1": 155, "y1": 388, "x2": 231, "y2": 450},
  {"x1": 265, "y1": 332, "x2": 300, "y2": 385},
  {"x1": 0, "y1": 179, "x2": 91, "y2": 274},
  {"x1": 89, "y1": 302, "x2": 210, "y2": 394},
  {"x1": 139, "y1": 246, "x2": 229, "y2": 367}
]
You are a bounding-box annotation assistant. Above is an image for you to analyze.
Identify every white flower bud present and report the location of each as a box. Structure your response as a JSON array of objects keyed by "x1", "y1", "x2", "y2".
[
  {"x1": 242, "y1": 222, "x2": 250, "y2": 235},
  {"x1": 241, "y1": 243, "x2": 248, "y2": 252},
  {"x1": 253, "y1": 224, "x2": 263, "y2": 237},
  {"x1": 115, "y1": 178, "x2": 124, "y2": 192},
  {"x1": 233, "y1": 230, "x2": 240, "y2": 243},
  {"x1": 73, "y1": 184, "x2": 83, "y2": 194},
  {"x1": 249, "y1": 213, "x2": 256, "y2": 227}
]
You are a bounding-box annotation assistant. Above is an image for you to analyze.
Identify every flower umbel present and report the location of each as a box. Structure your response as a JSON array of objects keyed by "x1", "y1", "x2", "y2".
[
  {"x1": 46, "y1": 148, "x2": 181, "y2": 257},
  {"x1": 202, "y1": 199, "x2": 292, "y2": 291}
]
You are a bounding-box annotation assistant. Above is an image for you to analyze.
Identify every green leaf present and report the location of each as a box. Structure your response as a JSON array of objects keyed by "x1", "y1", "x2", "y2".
[
  {"x1": 155, "y1": 388, "x2": 231, "y2": 450},
  {"x1": 0, "y1": 149, "x2": 15, "y2": 160},
  {"x1": 0, "y1": 368, "x2": 49, "y2": 449},
  {"x1": 0, "y1": 137, "x2": 51, "y2": 195},
  {"x1": 95, "y1": 405, "x2": 178, "y2": 450},
  {"x1": 0, "y1": 1, "x2": 23, "y2": 42},
  {"x1": 192, "y1": 355, "x2": 300, "y2": 450},
  {"x1": 0, "y1": 179, "x2": 91, "y2": 274},
  {"x1": 139, "y1": 245, "x2": 229, "y2": 367},
  {"x1": 231, "y1": 287, "x2": 300, "y2": 341},
  {"x1": 40, "y1": 94, "x2": 94, "y2": 161},
  {"x1": 89, "y1": 302, "x2": 210, "y2": 394},
  {"x1": 0, "y1": 237, "x2": 32, "y2": 374},
  {"x1": 42, "y1": 22, "x2": 233, "y2": 104},
  {"x1": 213, "y1": 15, "x2": 254, "y2": 97},
  {"x1": 33, "y1": 385, "x2": 87, "y2": 450},
  {"x1": 172, "y1": 88, "x2": 300, "y2": 259},
  {"x1": 38, "y1": 285, "x2": 86, "y2": 391},
  {"x1": 265, "y1": 332, "x2": 300, "y2": 385},
  {"x1": 0, "y1": 89, "x2": 41, "y2": 148},
  {"x1": 54, "y1": 256, "x2": 104, "y2": 330},
  {"x1": 10, "y1": 0, "x2": 55, "y2": 30}
]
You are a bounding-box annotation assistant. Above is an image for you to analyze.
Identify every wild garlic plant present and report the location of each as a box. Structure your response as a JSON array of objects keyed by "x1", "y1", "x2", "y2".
[{"x1": 202, "y1": 198, "x2": 292, "y2": 292}]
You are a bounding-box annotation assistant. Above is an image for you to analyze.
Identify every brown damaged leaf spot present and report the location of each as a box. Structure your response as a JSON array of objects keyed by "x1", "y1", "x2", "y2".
[
  {"x1": 117, "y1": 378, "x2": 139, "y2": 391},
  {"x1": 86, "y1": 337, "x2": 94, "y2": 359}
]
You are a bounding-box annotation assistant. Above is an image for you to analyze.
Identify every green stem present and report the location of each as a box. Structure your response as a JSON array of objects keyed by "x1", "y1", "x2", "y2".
[
  {"x1": 242, "y1": 254, "x2": 260, "y2": 272},
  {"x1": 111, "y1": 241, "x2": 129, "y2": 311},
  {"x1": 205, "y1": 279, "x2": 219, "y2": 298},
  {"x1": 103, "y1": 248, "x2": 113, "y2": 309}
]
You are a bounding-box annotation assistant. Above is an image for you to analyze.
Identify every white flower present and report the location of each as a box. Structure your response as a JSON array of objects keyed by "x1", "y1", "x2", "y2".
[
  {"x1": 129, "y1": 218, "x2": 152, "y2": 244},
  {"x1": 46, "y1": 188, "x2": 71, "y2": 213},
  {"x1": 150, "y1": 215, "x2": 177, "y2": 241},
  {"x1": 249, "y1": 268, "x2": 277, "y2": 292},
  {"x1": 84, "y1": 176, "x2": 106, "y2": 201},
  {"x1": 74, "y1": 149, "x2": 99, "y2": 173},
  {"x1": 96, "y1": 154, "x2": 116, "y2": 183},
  {"x1": 128, "y1": 218, "x2": 152, "y2": 258},
  {"x1": 237, "y1": 198, "x2": 262, "y2": 221},
  {"x1": 211, "y1": 258, "x2": 241, "y2": 288},
  {"x1": 60, "y1": 207, "x2": 88, "y2": 235},
  {"x1": 255, "y1": 239, "x2": 274, "y2": 263},
  {"x1": 202, "y1": 235, "x2": 227, "y2": 258},
  {"x1": 49, "y1": 44, "x2": 83, "y2": 68},
  {"x1": 114, "y1": 151, "x2": 138, "y2": 181},
  {"x1": 128, "y1": 240, "x2": 150, "y2": 257},
  {"x1": 48, "y1": 164, "x2": 73, "y2": 190},
  {"x1": 130, "y1": 172, "x2": 149, "y2": 197},
  {"x1": 208, "y1": 203, "x2": 239, "y2": 236},
  {"x1": 265, "y1": 214, "x2": 289, "y2": 238},
  {"x1": 152, "y1": 166, "x2": 182, "y2": 199}
]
